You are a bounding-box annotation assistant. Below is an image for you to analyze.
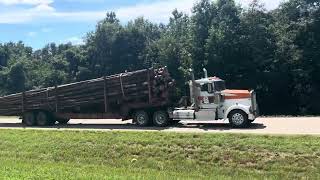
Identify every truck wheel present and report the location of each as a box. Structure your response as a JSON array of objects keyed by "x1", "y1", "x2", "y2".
[
  {"x1": 228, "y1": 110, "x2": 249, "y2": 128},
  {"x1": 36, "y1": 111, "x2": 52, "y2": 126},
  {"x1": 23, "y1": 112, "x2": 36, "y2": 126},
  {"x1": 134, "y1": 110, "x2": 150, "y2": 126},
  {"x1": 36, "y1": 111, "x2": 54, "y2": 126},
  {"x1": 153, "y1": 111, "x2": 170, "y2": 127}
]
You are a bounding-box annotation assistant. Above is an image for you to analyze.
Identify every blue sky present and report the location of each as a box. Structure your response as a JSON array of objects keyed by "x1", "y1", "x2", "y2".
[{"x1": 0, "y1": 0, "x2": 285, "y2": 49}]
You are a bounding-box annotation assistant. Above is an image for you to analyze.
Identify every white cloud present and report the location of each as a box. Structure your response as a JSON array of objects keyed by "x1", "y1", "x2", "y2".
[
  {"x1": 116, "y1": 0, "x2": 197, "y2": 23},
  {"x1": 33, "y1": 3, "x2": 55, "y2": 12},
  {"x1": 0, "y1": 0, "x2": 53, "y2": 5},
  {"x1": 41, "y1": 27, "x2": 53, "y2": 32},
  {"x1": 62, "y1": 36, "x2": 85, "y2": 45},
  {"x1": 0, "y1": 0, "x2": 285, "y2": 24},
  {"x1": 0, "y1": 0, "x2": 194, "y2": 24},
  {"x1": 27, "y1": 31, "x2": 37, "y2": 37}
]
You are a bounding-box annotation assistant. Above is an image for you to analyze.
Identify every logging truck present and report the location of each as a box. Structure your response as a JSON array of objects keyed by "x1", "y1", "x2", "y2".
[{"x1": 0, "y1": 67, "x2": 258, "y2": 128}]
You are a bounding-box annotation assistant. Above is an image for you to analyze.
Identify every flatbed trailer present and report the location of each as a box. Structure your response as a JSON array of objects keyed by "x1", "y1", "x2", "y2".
[{"x1": 0, "y1": 67, "x2": 174, "y2": 126}]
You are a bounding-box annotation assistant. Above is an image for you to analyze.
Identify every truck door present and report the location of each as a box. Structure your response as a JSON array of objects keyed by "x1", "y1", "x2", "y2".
[
  {"x1": 198, "y1": 83, "x2": 216, "y2": 109},
  {"x1": 195, "y1": 83, "x2": 217, "y2": 120}
]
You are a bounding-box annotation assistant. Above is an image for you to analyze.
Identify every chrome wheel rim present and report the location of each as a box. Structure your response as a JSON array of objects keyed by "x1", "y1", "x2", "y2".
[
  {"x1": 155, "y1": 113, "x2": 166, "y2": 125},
  {"x1": 136, "y1": 113, "x2": 147, "y2": 124},
  {"x1": 231, "y1": 113, "x2": 244, "y2": 126}
]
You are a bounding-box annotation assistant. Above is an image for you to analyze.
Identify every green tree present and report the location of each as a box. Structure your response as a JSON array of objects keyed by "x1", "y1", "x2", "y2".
[
  {"x1": 112, "y1": 17, "x2": 161, "y2": 73},
  {"x1": 86, "y1": 12, "x2": 122, "y2": 76},
  {"x1": 191, "y1": 0, "x2": 215, "y2": 77},
  {"x1": 7, "y1": 62, "x2": 26, "y2": 93},
  {"x1": 205, "y1": 0, "x2": 242, "y2": 81},
  {"x1": 145, "y1": 10, "x2": 192, "y2": 97}
]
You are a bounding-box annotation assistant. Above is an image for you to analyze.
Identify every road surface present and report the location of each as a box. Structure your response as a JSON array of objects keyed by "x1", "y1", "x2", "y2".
[{"x1": 0, "y1": 117, "x2": 319, "y2": 135}]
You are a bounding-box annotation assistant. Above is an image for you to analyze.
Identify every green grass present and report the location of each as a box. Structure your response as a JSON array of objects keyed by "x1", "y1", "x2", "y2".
[{"x1": 0, "y1": 130, "x2": 319, "y2": 179}]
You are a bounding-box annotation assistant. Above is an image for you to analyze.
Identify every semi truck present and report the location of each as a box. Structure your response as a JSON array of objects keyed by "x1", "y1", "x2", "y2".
[{"x1": 0, "y1": 67, "x2": 258, "y2": 128}]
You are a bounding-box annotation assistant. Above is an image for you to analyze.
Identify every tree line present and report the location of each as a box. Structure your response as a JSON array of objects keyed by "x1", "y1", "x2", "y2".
[{"x1": 0, "y1": 0, "x2": 319, "y2": 115}]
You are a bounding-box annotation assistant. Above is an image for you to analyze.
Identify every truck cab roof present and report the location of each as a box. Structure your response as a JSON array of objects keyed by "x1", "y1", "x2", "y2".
[{"x1": 195, "y1": 77, "x2": 223, "y2": 85}]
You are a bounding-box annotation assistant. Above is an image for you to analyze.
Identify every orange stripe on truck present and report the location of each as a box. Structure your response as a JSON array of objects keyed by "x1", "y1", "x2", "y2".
[{"x1": 223, "y1": 89, "x2": 251, "y2": 100}]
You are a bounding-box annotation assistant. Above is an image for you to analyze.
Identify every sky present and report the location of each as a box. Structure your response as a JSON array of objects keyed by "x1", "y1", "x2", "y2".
[{"x1": 0, "y1": 0, "x2": 286, "y2": 49}]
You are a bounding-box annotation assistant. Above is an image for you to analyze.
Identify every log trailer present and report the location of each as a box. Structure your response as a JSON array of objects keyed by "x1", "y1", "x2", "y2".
[{"x1": 0, "y1": 67, "x2": 258, "y2": 128}]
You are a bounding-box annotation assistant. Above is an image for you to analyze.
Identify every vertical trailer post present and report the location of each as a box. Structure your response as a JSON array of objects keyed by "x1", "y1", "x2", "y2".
[
  {"x1": 103, "y1": 76, "x2": 108, "y2": 113},
  {"x1": 46, "y1": 88, "x2": 50, "y2": 110},
  {"x1": 119, "y1": 73, "x2": 125, "y2": 98},
  {"x1": 147, "y1": 69, "x2": 152, "y2": 104},
  {"x1": 54, "y1": 85, "x2": 58, "y2": 112},
  {"x1": 21, "y1": 91, "x2": 25, "y2": 113}
]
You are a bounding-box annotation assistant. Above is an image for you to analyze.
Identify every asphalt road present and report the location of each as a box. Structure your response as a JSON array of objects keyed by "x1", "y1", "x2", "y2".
[{"x1": 0, "y1": 117, "x2": 319, "y2": 135}]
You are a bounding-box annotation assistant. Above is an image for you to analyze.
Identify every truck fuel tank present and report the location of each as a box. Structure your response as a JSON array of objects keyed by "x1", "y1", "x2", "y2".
[{"x1": 172, "y1": 109, "x2": 195, "y2": 120}]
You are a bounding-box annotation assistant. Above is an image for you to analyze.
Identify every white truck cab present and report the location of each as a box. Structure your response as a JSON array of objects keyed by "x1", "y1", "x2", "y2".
[{"x1": 171, "y1": 69, "x2": 258, "y2": 128}]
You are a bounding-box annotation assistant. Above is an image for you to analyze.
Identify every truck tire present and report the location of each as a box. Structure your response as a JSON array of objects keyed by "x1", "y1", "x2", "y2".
[
  {"x1": 36, "y1": 111, "x2": 53, "y2": 126},
  {"x1": 153, "y1": 111, "x2": 170, "y2": 127},
  {"x1": 57, "y1": 119, "x2": 70, "y2": 125},
  {"x1": 23, "y1": 112, "x2": 36, "y2": 126},
  {"x1": 228, "y1": 110, "x2": 249, "y2": 128},
  {"x1": 134, "y1": 110, "x2": 150, "y2": 126}
]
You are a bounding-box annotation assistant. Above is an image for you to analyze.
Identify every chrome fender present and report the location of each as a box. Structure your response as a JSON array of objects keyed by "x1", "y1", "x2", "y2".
[{"x1": 224, "y1": 104, "x2": 251, "y2": 120}]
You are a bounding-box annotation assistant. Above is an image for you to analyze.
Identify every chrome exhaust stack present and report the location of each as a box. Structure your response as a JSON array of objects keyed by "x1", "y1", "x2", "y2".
[
  {"x1": 189, "y1": 69, "x2": 199, "y2": 111},
  {"x1": 203, "y1": 68, "x2": 208, "y2": 78}
]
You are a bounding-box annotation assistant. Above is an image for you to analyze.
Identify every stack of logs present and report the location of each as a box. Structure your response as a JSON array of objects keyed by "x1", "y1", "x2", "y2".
[{"x1": 0, "y1": 67, "x2": 174, "y2": 116}]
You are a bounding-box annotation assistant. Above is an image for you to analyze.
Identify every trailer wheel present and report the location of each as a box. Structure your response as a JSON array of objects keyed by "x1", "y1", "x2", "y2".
[
  {"x1": 134, "y1": 110, "x2": 150, "y2": 126},
  {"x1": 153, "y1": 111, "x2": 170, "y2": 127},
  {"x1": 228, "y1": 110, "x2": 249, "y2": 128},
  {"x1": 36, "y1": 111, "x2": 52, "y2": 126},
  {"x1": 23, "y1": 112, "x2": 36, "y2": 126}
]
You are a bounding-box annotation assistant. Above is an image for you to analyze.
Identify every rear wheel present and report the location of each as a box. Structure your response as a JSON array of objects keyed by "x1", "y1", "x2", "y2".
[
  {"x1": 36, "y1": 111, "x2": 53, "y2": 126},
  {"x1": 228, "y1": 110, "x2": 249, "y2": 128},
  {"x1": 153, "y1": 111, "x2": 170, "y2": 127},
  {"x1": 134, "y1": 110, "x2": 150, "y2": 126},
  {"x1": 23, "y1": 112, "x2": 36, "y2": 126}
]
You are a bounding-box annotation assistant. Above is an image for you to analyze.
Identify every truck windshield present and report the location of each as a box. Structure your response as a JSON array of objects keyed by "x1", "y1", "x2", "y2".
[
  {"x1": 201, "y1": 83, "x2": 214, "y2": 93},
  {"x1": 214, "y1": 81, "x2": 226, "y2": 91}
]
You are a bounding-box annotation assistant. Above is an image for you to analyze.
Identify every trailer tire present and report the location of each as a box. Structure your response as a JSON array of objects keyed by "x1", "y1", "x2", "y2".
[
  {"x1": 23, "y1": 112, "x2": 36, "y2": 126},
  {"x1": 36, "y1": 111, "x2": 52, "y2": 126},
  {"x1": 153, "y1": 111, "x2": 170, "y2": 127},
  {"x1": 134, "y1": 110, "x2": 150, "y2": 126},
  {"x1": 228, "y1": 110, "x2": 249, "y2": 128}
]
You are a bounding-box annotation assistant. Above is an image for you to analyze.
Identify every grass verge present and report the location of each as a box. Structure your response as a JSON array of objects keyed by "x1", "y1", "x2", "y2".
[{"x1": 0, "y1": 129, "x2": 319, "y2": 179}]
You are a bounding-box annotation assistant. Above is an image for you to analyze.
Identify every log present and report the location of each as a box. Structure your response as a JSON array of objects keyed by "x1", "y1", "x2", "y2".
[{"x1": 0, "y1": 67, "x2": 174, "y2": 115}]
